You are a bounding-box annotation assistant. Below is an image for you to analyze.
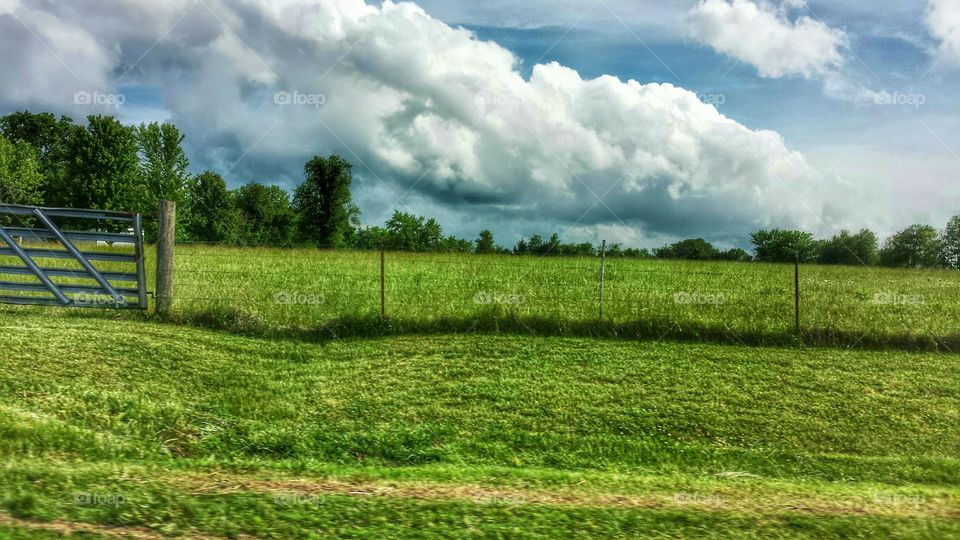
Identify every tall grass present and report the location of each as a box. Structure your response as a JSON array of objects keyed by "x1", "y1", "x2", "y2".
[
  {"x1": 163, "y1": 245, "x2": 960, "y2": 350},
  {"x1": 2, "y1": 242, "x2": 959, "y2": 349}
]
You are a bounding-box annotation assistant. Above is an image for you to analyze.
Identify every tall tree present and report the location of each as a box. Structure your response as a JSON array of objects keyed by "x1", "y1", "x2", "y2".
[
  {"x1": 0, "y1": 135, "x2": 44, "y2": 207},
  {"x1": 475, "y1": 229, "x2": 496, "y2": 254},
  {"x1": 234, "y1": 182, "x2": 297, "y2": 246},
  {"x1": 293, "y1": 155, "x2": 359, "y2": 247},
  {"x1": 183, "y1": 171, "x2": 241, "y2": 243},
  {"x1": 940, "y1": 215, "x2": 960, "y2": 270},
  {"x1": 136, "y1": 122, "x2": 190, "y2": 209},
  {"x1": 384, "y1": 211, "x2": 424, "y2": 251},
  {"x1": 65, "y1": 115, "x2": 143, "y2": 213},
  {"x1": 420, "y1": 218, "x2": 443, "y2": 251},
  {"x1": 879, "y1": 225, "x2": 942, "y2": 268},
  {"x1": 0, "y1": 111, "x2": 77, "y2": 205}
]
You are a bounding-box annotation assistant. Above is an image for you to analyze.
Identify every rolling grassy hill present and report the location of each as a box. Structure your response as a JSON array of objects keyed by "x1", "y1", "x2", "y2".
[{"x1": 1, "y1": 310, "x2": 958, "y2": 538}]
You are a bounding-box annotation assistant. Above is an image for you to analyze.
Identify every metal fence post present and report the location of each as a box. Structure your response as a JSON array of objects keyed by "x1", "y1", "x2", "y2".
[
  {"x1": 379, "y1": 239, "x2": 386, "y2": 320},
  {"x1": 598, "y1": 239, "x2": 606, "y2": 321},
  {"x1": 156, "y1": 200, "x2": 176, "y2": 315},
  {"x1": 133, "y1": 213, "x2": 148, "y2": 310}
]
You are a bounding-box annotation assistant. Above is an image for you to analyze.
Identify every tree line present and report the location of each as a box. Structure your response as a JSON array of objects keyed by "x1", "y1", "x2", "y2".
[{"x1": 1, "y1": 110, "x2": 958, "y2": 268}]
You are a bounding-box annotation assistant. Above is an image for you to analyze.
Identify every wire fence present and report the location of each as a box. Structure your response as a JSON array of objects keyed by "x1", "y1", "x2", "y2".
[
  {"x1": 163, "y1": 241, "x2": 960, "y2": 346},
  {"x1": 1, "y1": 212, "x2": 958, "y2": 349}
]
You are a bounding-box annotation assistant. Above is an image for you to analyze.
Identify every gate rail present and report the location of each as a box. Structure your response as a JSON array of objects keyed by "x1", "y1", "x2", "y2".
[{"x1": 0, "y1": 204, "x2": 148, "y2": 309}]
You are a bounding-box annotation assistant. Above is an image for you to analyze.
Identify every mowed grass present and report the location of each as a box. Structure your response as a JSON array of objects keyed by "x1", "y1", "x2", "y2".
[
  {"x1": 1, "y1": 311, "x2": 959, "y2": 537},
  {"x1": 169, "y1": 245, "x2": 960, "y2": 349}
]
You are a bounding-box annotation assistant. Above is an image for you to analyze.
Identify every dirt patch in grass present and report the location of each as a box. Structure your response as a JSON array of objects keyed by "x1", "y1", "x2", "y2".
[
  {"x1": 180, "y1": 473, "x2": 960, "y2": 519},
  {"x1": 0, "y1": 512, "x2": 244, "y2": 539}
]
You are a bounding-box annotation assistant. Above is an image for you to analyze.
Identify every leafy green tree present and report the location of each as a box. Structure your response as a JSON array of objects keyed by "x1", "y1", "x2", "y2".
[
  {"x1": 420, "y1": 218, "x2": 443, "y2": 251},
  {"x1": 513, "y1": 237, "x2": 529, "y2": 255},
  {"x1": 880, "y1": 225, "x2": 942, "y2": 268},
  {"x1": 818, "y1": 229, "x2": 879, "y2": 266},
  {"x1": 655, "y1": 238, "x2": 719, "y2": 260},
  {"x1": 136, "y1": 122, "x2": 190, "y2": 208},
  {"x1": 605, "y1": 243, "x2": 623, "y2": 257},
  {"x1": 0, "y1": 135, "x2": 44, "y2": 209},
  {"x1": 64, "y1": 115, "x2": 143, "y2": 213},
  {"x1": 293, "y1": 155, "x2": 359, "y2": 247},
  {"x1": 526, "y1": 234, "x2": 546, "y2": 254},
  {"x1": 622, "y1": 247, "x2": 654, "y2": 258},
  {"x1": 385, "y1": 211, "x2": 425, "y2": 251},
  {"x1": 353, "y1": 225, "x2": 388, "y2": 250},
  {"x1": 717, "y1": 247, "x2": 752, "y2": 262},
  {"x1": 475, "y1": 229, "x2": 496, "y2": 254},
  {"x1": 234, "y1": 182, "x2": 297, "y2": 246},
  {"x1": 441, "y1": 235, "x2": 473, "y2": 253},
  {"x1": 942, "y1": 215, "x2": 960, "y2": 270},
  {"x1": 0, "y1": 111, "x2": 76, "y2": 205},
  {"x1": 750, "y1": 229, "x2": 820, "y2": 263},
  {"x1": 183, "y1": 171, "x2": 240, "y2": 243}
]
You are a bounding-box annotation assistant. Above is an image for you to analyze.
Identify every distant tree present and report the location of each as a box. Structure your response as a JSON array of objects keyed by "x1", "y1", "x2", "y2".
[
  {"x1": 0, "y1": 111, "x2": 76, "y2": 205},
  {"x1": 717, "y1": 247, "x2": 752, "y2": 262},
  {"x1": 385, "y1": 211, "x2": 424, "y2": 251},
  {"x1": 234, "y1": 182, "x2": 297, "y2": 246},
  {"x1": 420, "y1": 218, "x2": 443, "y2": 251},
  {"x1": 750, "y1": 229, "x2": 820, "y2": 263},
  {"x1": 293, "y1": 155, "x2": 359, "y2": 247},
  {"x1": 818, "y1": 229, "x2": 879, "y2": 266},
  {"x1": 183, "y1": 171, "x2": 240, "y2": 243},
  {"x1": 605, "y1": 243, "x2": 624, "y2": 257},
  {"x1": 514, "y1": 237, "x2": 529, "y2": 255},
  {"x1": 353, "y1": 225, "x2": 388, "y2": 250},
  {"x1": 136, "y1": 122, "x2": 190, "y2": 209},
  {"x1": 622, "y1": 247, "x2": 654, "y2": 258},
  {"x1": 442, "y1": 235, "x2": 474, "y2": 253},
  {"x1": 941, "y1": 215, "x2": 960, "y2": 270},
  {"x1": 476, "y1": 229, "x2": 496, "y2": 254},
  {"x1": 655, "y1": 238, "x2": 719, "y2": 260},
  {"x1": 571, "y1": 242, "x2": 596, "y2": 256},
  {"x1": 527, "y1": 234, "x2": 546, "y2": 254},
  {"x1": 880, "y1": 225, "x2": 942, "y2": 268},
  {"x1": 0, "y1": 135, "x2": 44, "y2": 211},
  {"x1": 64, "y1": 115, "x2": 143, "y2": 213}
]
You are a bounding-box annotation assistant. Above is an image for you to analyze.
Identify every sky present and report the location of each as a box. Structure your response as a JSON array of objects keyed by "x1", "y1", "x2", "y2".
[{"x1": 1, "y1": 0, "x2": 959, "y2": 249}]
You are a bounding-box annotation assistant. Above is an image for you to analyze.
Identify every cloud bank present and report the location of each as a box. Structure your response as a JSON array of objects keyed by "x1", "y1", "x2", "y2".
[{"x1": 0, "y1": 0, "x2": 857, "y2": 244}]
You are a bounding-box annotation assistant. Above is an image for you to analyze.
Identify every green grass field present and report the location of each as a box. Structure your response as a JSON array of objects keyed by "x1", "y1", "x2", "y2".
[
  {"x1": 2, "y1": 245, "x2": 960, "y2": 537},
  {"x1": 1, "y1": 311, "x2": 959, "y2": 538},
  {"x1": 3, "y1": 244, "x2": 959, "y2": 349},
  {"x1": 166, "y1": 245, "x2": 960, "y2": 349}
]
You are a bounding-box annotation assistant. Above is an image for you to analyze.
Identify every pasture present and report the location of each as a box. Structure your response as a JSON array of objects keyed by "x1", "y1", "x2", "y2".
[{"x1": 166, "y1": 245, "x2": 960, "y2": 349}]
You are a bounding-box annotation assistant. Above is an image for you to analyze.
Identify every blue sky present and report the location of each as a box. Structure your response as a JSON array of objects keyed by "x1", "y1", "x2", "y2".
[{"x1": 2, "y1": 0, "x2": 959, "y2": 248}]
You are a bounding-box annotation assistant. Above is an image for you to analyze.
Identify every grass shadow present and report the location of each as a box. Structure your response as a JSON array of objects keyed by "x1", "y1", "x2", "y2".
[{"x1": 159, "y1": 304, "x2": 960, "y2": 353}]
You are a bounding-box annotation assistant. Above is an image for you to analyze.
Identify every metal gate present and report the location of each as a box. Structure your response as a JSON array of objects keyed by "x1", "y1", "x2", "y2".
[{"x1": 0, "y1": 204, "x2": 147, "y2": 309}]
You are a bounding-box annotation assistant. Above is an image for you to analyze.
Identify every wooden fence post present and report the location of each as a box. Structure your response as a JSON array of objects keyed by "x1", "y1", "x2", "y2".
[
  {"x1": 598, "y1": 239, "x2": 606, "y2": 321},
  {"x1": 379, "y1": 239, "x2": 386, "y2": 320},
  {"x1": 156, "y1": 200, "x2": 176, "y2": 316}
]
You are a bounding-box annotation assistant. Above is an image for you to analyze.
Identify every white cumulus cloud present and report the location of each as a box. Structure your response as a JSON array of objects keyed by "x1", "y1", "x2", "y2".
[
  {"x1": 686, "y1": 0, "x2": 847, "y2": 78},
  {"x1": 0, "y1": 0, "x2": 864, "y2": 244},
  {"x1": 928, "y1": 0, "x2": 960, "y2": 65}
]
